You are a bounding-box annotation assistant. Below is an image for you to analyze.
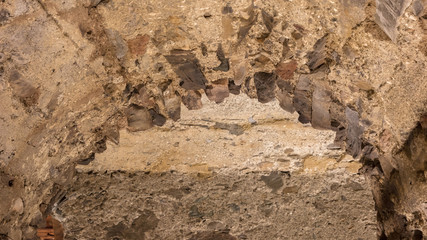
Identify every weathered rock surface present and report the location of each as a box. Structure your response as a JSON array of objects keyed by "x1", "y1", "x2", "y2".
[
  {"x1": 0, "y1": 0, "x2": 426, "y2": 239},
  {"x1": 59, "y1": 170, "x2": 376, "y2": 240}
]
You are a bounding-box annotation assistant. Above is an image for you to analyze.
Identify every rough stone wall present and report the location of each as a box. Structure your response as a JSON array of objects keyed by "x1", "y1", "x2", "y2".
[
  {"x1": 60, "y1": 171, "x2": 375, "y2": 239},
  {"x1": 57, "y1": 96, "x2": 377, "y2": 239},
  {"x1": 0, "y1": 0, "x2": 426, "y2": 239}
]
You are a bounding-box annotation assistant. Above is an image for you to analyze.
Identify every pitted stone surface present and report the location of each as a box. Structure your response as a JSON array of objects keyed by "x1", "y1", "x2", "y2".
[
  {"x1": 59, "y1": 171, "x2": 376, "y2": 240},
  {"x1": 0, "y1": 0, "x2": 426, "y2": 239}
]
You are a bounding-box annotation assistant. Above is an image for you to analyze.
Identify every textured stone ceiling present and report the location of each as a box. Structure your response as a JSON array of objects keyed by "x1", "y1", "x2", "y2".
[{"x1": 0, "y1": 0, "x2": 426, "y2": 239}]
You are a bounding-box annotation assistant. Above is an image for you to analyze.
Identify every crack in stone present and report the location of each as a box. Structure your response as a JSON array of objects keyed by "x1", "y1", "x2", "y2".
[{"x1": 36, "y1": 0, "x2": 79, "y2": 50}]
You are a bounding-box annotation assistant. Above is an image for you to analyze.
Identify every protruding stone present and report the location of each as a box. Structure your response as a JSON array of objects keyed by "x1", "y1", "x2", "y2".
[
  {"x1": 413, "y1": 0, "x2": 425, "y2": 16},
  {"x1": 282, "y1": 186, "x2": 299, "y2": 194},
  {"x1": 293, "y1": 24, "x2": 306, "y2": 33},
  {"x1": 189, "y1": 205, "x2": 203, "y2": 218},
  {"x1": 222, "y1": 16, "x2": 235, "y2": 39},
  {"x1": 125, "y1": 105, "x2": 153, "y2": 132},
  {"x1": 232, "y1": 61, "x2": 247, "y2": 85},
  {"x1": 261, "y1": 172, "x2": 284, "y2": 192},
  {"x1": 222, "y1": 4, "x2": 233, "y2": 14},
  {"x1": 200, "y1": 42, "x2": 208, "y2": 56},
  {"x1": 165, "y1": 50, "x2": 208, "y2": 90},
  {"x1": 11, "y1": 197, "x2": 24, "y2": 214},
  {"x1": 127, "y1": 34, "x2": 150, "y2": 56},
  {"x1": 261, "y1": 9, "x2": 274, "y2": 33},
  {"x1": 345, "y1": 107, "x2": 363, "y2": 157},
  {"x1": 237, "y1": 3, "x2": 257, "y2": 43},
  {"x1": 421, "y1": 114, "x2": 427, "y2": 129},
  {"x1": 207, "y1": 221, "x2": 226, "y2": 231},
  {"x1": 345, "y1": 181, "x2": 364, "y2": 191},
  {"x1": 253, "y1": 72, "x2": 277, "y2": 103},
  {"x1": 0, "y1": 9, "x2": 10, "y2": 24},
  {"x1": 165, "y1": 97, "x2": 181, "y2": 121},
  {"x1": 253, "y1": 54, "x2": 270, "y2": 67},
  {"x1": 355, "y1": 80, "x2": 374, "y2": 91},
  {"x1": 163, "y1": 85, "x2": 181, "y2": 121},
  {"x1": 306, "y1": 35, "x2": 328, "y2": 71},
  {"x1": 293, "y1": 75, "x2": 312, "y2": 123},
  {"x1": 181, "y1": 90, "x2": 203, "y2": 110},
  {"x1": 133, "y1": 85, "x2": 156, "y2": 109},
  {"x1": 327, "y1": 143, "x2": 342, "y2": 150},
  {"x1": 282, "y1": 38, "x2": 291, "y2": 58},
  {"x1": 8, "y1": 71, "x2": 40, "y2": 107},
  {"x1": 311, "y1": 83, "x2": 331, "y2": 129},
  {"x1": 148, "y1": 109, "x2": 166, "y2": 126},
  {"x1": 9, "y1": 229, "x2": 22, "y2": 240},
  {"x1": 105, "y1": 29, "x2": 128, "y2": 59},
  {"x1": 228, "y1": 79, "x2": 241, "y2": 95},
  {"x1": 205, "y1": 78, "x2": 229, "y2": 103},
  {"x1": 375, "y1": 0, "x2": 412, "y2": 42},
  {"x1": 275, "y1": 87, "x2": 294, "y2": 113},
  {"x1": 276, "y1": 60, "x2": 298, "y2": 80},
  {"x1": 243, "y1": 77, "x2": 258, "y2": 99},
  {"x1": 291, "y1": 30, "x2": 303, "y2": 40},
  {"x1": 338, "y1": 0, "x2": 366, "y2": 37},
  {"x1": 213, "y1": 44, "x2": 229, "y2": 72}
]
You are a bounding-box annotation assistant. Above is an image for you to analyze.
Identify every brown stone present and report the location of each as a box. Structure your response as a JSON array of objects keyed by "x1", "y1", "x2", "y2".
[
  {"x1": 420, "y1": 114, "x2": 427, "y2": 129},
  {"x1": 163, "y1": 85, "x2": 181, "y2": 121},
  {"x1": 293, "y1": 75, "x2": 312, "y2": 124},
  {"x1": 106, "y1": 210, "x2": 159, "y2": 239},
  {"x1": 306, "y1": 35, "x2": 328, "y2": 71},
  {"x1": 291, "y1": 30, "x2": 303, "y2": 40},
  {"x1": 311, "y1": 83, "x2": 331, "y2": 129},
  {"x1": 0, "y1": 9, "x2": 10, "y2": 24},
  {"x1": 213, "y1": 44, "x2": 229, "y2": 72},
  {"x1": 0, "y1": 1, "x2": 426, "y2": 239},
  {"x1": 165, "y1": 50, "x2": 208, "y2": 90},
  {"x1": 148, "y1": 109, "x2": 166, "y2": 126},
  {"x1": 11, "y1": 197, "x2": 23, "y2": 214},
  {"x1": 345, "y1": 107, "x2": 363, "y2": 157},
  {"x1": 228, "y1": 79, "x2": 241, "y2": 95},
  {"x1": 261, "y1": 9, "x2": 274, "y2": 33},
  {"x1": 165, "y1": 97, "x2": 181, "y2": 121},
  {"x1": 105, "y1": 29, "x2": 128, "y2": 59},
  {"x1": 413, "y1": 0, "x2": 424, "y2": 16},
  {"x1": 134, "y1": 85, "x2": 156, "y2": 109},
  {"x1": 276, "y1": 60, "x2": 298, "y2": 80},
  {"x1": 283, "y1": 185, "x2": 299, "y2": 194},
  {"x1": 237, "y1": 4, "x2": 257, "y2": 43},
  {"x1": 222, "y1": 4, "x2": 233, "y2": 14},
  {"x1": 8, "y1": 71, "x2": 40, "y2": 107},
  {"x1": 275, "y1": 88, "x2": 295, "y2": 113},
  {"x1": 253, "y1": 72, "x2": 277, "y2": 103},
  {"x1": 282, "y1": 38, "x2": 291, "y2": 58},
  {"x1": 293, "y1": 24, "x2": 306, "y2": 33},
  {"x1": 127, "y1": 34, "x2": 150, "y2": 56},
  {"x1": 375, "y1": 0, "x2": 412, "y2": 42},
  {"x1": 355, "y1": 80, "x2": 374, "y2": 91},
  {"x1": 222, "y1": 16, "x2": 234, "y2": 39},
  {"x1": 205, "y1": 79, "x2": 230, "y2": 103},
  {"x1": 261, "y1": 172, "x2": 284, "y2": 192},
  {"x1": 181, "y1": 90, "x2": 203, "y2": 110},
  {"x1": 125, "y1": 105, "x2": 153, "y2": 131}
]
